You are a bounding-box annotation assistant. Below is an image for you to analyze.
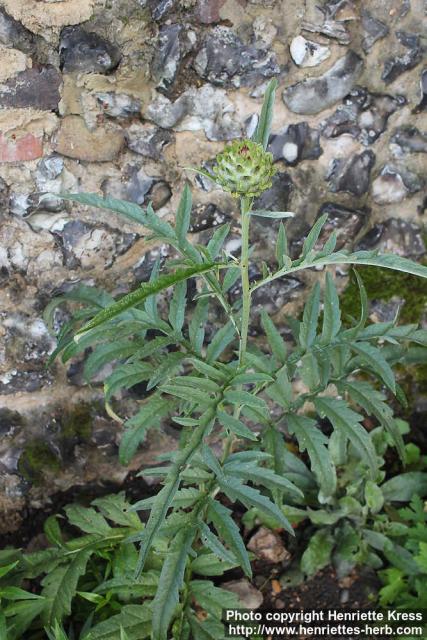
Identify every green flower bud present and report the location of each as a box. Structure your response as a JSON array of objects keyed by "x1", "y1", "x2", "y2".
[{"x1": 212, "y1": 139, "x2": 276, "y2": 198}]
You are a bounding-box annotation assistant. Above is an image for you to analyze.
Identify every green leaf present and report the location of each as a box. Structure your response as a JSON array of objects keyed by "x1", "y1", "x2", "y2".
[
  {"x1": 168, "y1": 281, "x2": 187, "y2": 333},
  {"x1": 41, "y1": 548, "x2": 93, "y2": 624},
  {"x1": 275, "y1": 222, "x2": 288, "y2": 268},
  {"x1": 189, "y1": 297, "x2": 209, "y2": 354},
  {"x1": 84, "y1": 340, "x2": 140, "y2": 381},
  {"x1": 76, "y1": 264, "x2": 221, "y2": 336},
  {"x1": 224, "y1": 462, "x2": 303, "y2": 498},
  {"x1": 218, "y1": 476, "x2": 293, "y2": 534},
  {"x1": 286, "y1": 414, "x2": 336, "y2": 498},
  {"x1": 217, "y1": 410, "x2": 257, "y2": 441},
  {"x1": 189, "y1": 615, "x2": 225, "y2": 640},
  {"x1": 299, "y1": 282, "x2": 321, "y2": 349},
  {"x1": 350, "y1": 342, "x2": 396, "y2": 394},
  {"x1": 189, "y1": 358, "x2": 228, "y2": 382},
  {"x1": 314, "y1": 397, "x2": 377, "y2": 477},
  {"x1": 119, "y1": 395, "x2": 170, "y2": 465},
  {"x1": 5, "y1": 599, "x2": 46, "y2": 640},
  {"x1": 190, "y1": 580, "x2": 241, "y2": 619},
  {"x1": 301, "y1": 529, "x2": 334, "y2": 576},
  {"x1": 252, "y1": 78, "x2": 278, "y2": 150},
  {"x1": 381, "y1": 472, "x2": 427, "y2": 502},
  {"x1": 151, "y1": 526, "x2": 196, "y2": 640},
  {"x1": 224, "y1": 390, "x2": 268, "y2": 412},
  {"x1": 105, "y1": 362, "x2": 153, "y2": 402},
  {"x1": 57, "y1": 193, "x2": 147, "y2": 226},
  {"x1": 230, "y1": 372, "x2": 274, "y2": 385},
  {"x1": 175, "y1": 185, "x2": 192, "y2": 243},
  {"x1": 134, "y1": 479, "x2": 180, "y2": 575},
  {"x1": 64, "y1": 505, "x2": 111, "y2": 536},
  {"x1": 43, "y1": 516, "x2": 63, "y2": 547},
  {"x1": 199, "y1": 523, "x2": 237, "y2": 564},
  {"x1": 84, "y1": 604, "x2": 152, "y2": 640},
  {"x1": 250, "y1": 210, "x2": 295, "y2": 219},
  {"x1": 91, "y1": 493, "x2": 141, "y2": 528},
  {"x1": 146, "y1": 352, "x2": 186, "y2": 391},
  {"x1": 190, "y1": 553, "x2": 238, "y2": 576},
  {"x1": 365, "y1": 480, "x2": 384, "y2": 514},
  {"x1": 160, "y1": 384, "x2": 214, "y2": 405},
  {"x1": 342, "y1": 270, "x2": 368, "y2": 338},
  {"x1": 206, "y1": 320, "x2": 236, "y2": 363},
  {"x1": 301, "y1": 214, "x2": 328, "y2": 258},
  {"x1": 0, "y1": 561, "x2": 19, "y2": 579},
  {"x1": 0, "y1": 587, "x2": 44, "y2": 601},
  {"x1": 260, "y1": 310, "x2": 287, "y2": 364},
  {"x1": 207, "y1": 223, "x2": 231, "y2": 259},
  {"x1": 252, "y1": 250, "x2": 427, "y2": 295},
  {"x1": 339, "y1": 380, "x2": 405, "y2": 461},
  {"x1": 320, "y1": 272, "x2": 341, "y2": 344},
  {"x1": 207, "y1": 499, "x2": 252, "y2": 578}
]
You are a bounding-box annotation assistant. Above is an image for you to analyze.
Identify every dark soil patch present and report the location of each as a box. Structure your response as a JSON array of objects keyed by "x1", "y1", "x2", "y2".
[{"x1": 0, "y1": 472, "x2": 155, "y2": 550}]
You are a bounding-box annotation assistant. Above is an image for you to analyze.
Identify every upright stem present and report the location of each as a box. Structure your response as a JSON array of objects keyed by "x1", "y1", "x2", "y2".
[{"x1": 238, "y1": 196, "x2": 252, "y2": 366}]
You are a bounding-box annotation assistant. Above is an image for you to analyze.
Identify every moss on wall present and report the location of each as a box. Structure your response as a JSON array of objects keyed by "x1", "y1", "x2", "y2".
[
  {"x1": 18, "y1": 440, "x2": 61, "y2": 484},
  {"x1": 341, "y1": 265, "x2": 427, "y2": 324}
]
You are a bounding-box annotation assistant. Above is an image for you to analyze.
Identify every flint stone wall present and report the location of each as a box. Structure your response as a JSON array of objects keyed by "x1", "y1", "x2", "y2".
[{"x1": 0, "y1": 0, "x2": 426, "y2": 530}]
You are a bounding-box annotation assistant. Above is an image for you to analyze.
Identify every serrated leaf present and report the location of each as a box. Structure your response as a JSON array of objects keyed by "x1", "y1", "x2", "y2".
[
  {"x1": 146, "y1": 352, "x2": 186, "y2": 391},
  {"x1": 217, "y1": 410, "x2": 257, "y2": 441},
  {"x1": 218, "y1": 476, "x2": 293, "y2": 534},
  {"x1": 286, "y1": 414, "x2": 336, "y2": 498},
  {"x1": 252, "y1": 78, "x2": 278, "y2": 150},
  {"x1": 342, "y1": 270, "x2": 368, "y2": 338},
  {"x1": 160, "y1": 384, "x2": 214, "y2": 405},
  {"x1": 299, "y1": 282, "x2": 320, "y2": 349},
  {"x1": 91, "y1": 493, "x2": 141, "y2": 528},
  {"x1": 175, "y1": 185, "x2": 192, "y2": 243},
  {"x1": 224, "y1": 462, "x2": 303, "y2": 498},
  {"x1": 320, "y1": 272, "x2": 341, "y2": 344},
  {"x1": 350, "y1": 342, "x2": 396, "y2": 394},
  {"x1": 199, "y1": 524, "x2": 236, "y2": 564},
  {"x1": 230, "y1": 372, "x2": 274, "y2": 385},
  {"x1": 314, "y1": 397, "x2": 377, "y2": 477},
  {"x1": 206, "y1": 320, "x2": 236, "y2": 363},
  {"x1": 76, "y1": 264, "x2": 220, "y2": 336},
  {"x1": 301, "y1": 529, "x2": 334, "y2": 576},
  {"x1": 41, "y1": 548, "x2": 93, "y2": 624},
  {"x1": 260, "y1": 310, "x2": 287, "y2": 364},
  {"x1": 365, "y1": 480, "x2": 384, "y2": 514},
  {"x1": 189, "y1": 297, "x2": 209, "y2": 354},
  {"x1": 171, "y1": 376, "x2": 220, "y2": 392},
  {"x1": 168, "y1": 281, "x2": 187, "y2": 333},
  {"x1": 381, "y1": 472, "x2": 427, "y2": 502},
  {"x1": 43, "y1": 516, "x2": 63, "y2": 547},
  {"x1": 339, "y1": 380, "x2": 404, "y2": 461},
  {"x1": 190, "y1": 580, "x2": 241, "y2": 619},
  {"x1": 57, "y1": 192, "x2": 148, "y2": 225},
  {"x1": 207, "y1": 223, "x2": 231, "y2": 259},
  {"x1": 5, "y1": 599, "x2": 46, "y2": 640},
  {"x1": 275, "y1": 222, "x2": 288, "y2": 268},
  {"x1": 84, "y1": 604, "x2": 152, "y2": 640},
  {"x1": 190, "y1": 553, "x2": 238, "y2": 576},
  {"x1": 84, "y1": 340, "x2": 140, "y2": 381},
  {"x1": 301, "y1": 214, "x2": 328, "y2": 258},
  {"x1": 207, "y1": 499, "x2": 252, "y2": 578},
  {"x1": 188, "y1": 358, "x2": 228, "y2": 382},
  {"x1": 152, "y1": 526, "x2": 196, "y2": 640},
  {"x1": 105, "y1": 362, "x2": 153, "y2": 402},
  {"x1": 119, "y1": 395, "x2": 170, "y2": 465},
  {"x1": 224, "y1": 390, "x2": 268, "y2": 412},
  {"x1": 64, "y1": 505, "x2": 111, "y2": 536}
]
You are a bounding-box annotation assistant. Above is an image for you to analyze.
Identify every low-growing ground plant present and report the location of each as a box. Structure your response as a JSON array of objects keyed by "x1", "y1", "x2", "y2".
[{"x1": 2, "y1": 80, "x2": 427, "y2": 639}]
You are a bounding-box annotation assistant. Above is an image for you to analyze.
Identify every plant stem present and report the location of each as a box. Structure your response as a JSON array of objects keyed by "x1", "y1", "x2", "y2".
[{"x1": 238, "y1": 196, "x2": 252, "y2": 366}]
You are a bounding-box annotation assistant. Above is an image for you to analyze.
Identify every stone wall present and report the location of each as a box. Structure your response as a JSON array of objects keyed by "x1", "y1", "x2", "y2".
[{"x1": 0, "y1": 0, "x2": 426, "y2": 529}]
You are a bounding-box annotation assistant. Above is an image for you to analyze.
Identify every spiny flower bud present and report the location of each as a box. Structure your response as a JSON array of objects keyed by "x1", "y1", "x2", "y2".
[{"x1": 212, "y1": 139, "x2": 276, "y2": 198}]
